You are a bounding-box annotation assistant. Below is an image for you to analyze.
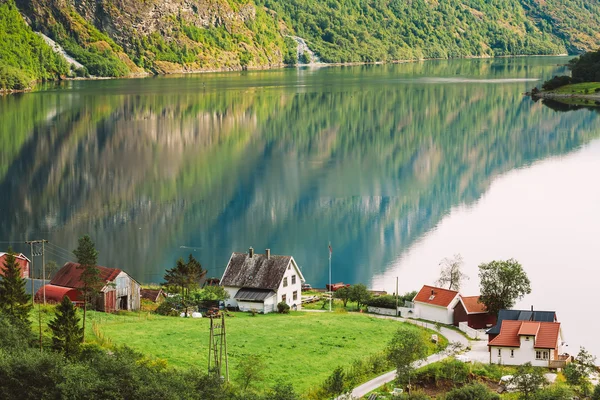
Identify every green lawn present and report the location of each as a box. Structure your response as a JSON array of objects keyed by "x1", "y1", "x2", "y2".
[
  {"x1": 549, "y1": 82, "x2": 600, "y2": 95},
  {"x1": 88, "y1": 310, "x2": 443, "y2": 393}
]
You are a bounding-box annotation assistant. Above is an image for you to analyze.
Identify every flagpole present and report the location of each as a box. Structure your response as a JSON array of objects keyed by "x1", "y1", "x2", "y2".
[{"x1": 328, "y1": 242, "x2": 332, "y2": 312}]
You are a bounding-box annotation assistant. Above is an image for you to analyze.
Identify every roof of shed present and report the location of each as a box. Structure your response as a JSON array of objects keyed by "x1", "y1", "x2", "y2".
[
  {"x1": 221, "y1": 252, "x2": 293, "y2": 291},
  {"x1": 487, "y1": 309, "x2": 557, "y2": 335},
  {"x1": 35, "y1": 284, "x2": 80, "y2": 303},
  {"x1": 141, "y1": 289, "x2": 165, "y2": 302},
  {"x1": 459, "y1": 296, "x2": 488, "y2": 314},
  {"x1": 414, "y1": 285, "x2": 459, "y2": 308},
  {"x1": 234, "y1": 288, "x2": 276, "y2": 302},
  {"x1": 489, "y1": 320, "x2": 561, "y2": 349},
  {"x1": 50, "y1": 262, "x2": 122, "y2": 289}
]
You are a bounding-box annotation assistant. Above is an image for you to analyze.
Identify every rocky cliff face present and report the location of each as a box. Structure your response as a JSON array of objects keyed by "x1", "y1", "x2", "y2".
[{"x1": 15, "y1": 0, "x2": 288, "y2": 75}]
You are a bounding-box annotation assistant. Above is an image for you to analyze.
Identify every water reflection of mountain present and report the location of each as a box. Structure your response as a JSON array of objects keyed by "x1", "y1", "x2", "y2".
[{"x1": 1, "y1": 59, "x2": 599, "y2": 285}]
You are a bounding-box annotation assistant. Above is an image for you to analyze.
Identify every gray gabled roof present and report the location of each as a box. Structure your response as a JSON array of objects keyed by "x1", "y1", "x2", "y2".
[
  {"x1": 487, "y1": 309, "x2": 557, "y2": 335},
  {"x1": 234, "y1": 288, "x2": 276, "y2": 302},
  {"x1": 221, "y1": 252, "x2": 293, "y2": 291}
]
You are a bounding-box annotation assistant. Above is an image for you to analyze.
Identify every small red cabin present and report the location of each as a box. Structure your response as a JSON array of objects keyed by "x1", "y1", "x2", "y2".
[{"x1": 0, "y1": 252, "x2": 30, "y2": 279}]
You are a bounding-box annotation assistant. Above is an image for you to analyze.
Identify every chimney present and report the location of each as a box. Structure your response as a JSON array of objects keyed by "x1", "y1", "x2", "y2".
[
  {"x1": 249, "y1": 247, "x2": 254, "y2": 258},
  {"x1": 266, "y1": 249, "x2": 271, "y2": 259}
]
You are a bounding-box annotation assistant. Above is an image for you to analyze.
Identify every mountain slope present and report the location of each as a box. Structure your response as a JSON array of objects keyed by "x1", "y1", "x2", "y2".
[{"x1": 2, "y1": 0, "x2": 600, "y2": 90}]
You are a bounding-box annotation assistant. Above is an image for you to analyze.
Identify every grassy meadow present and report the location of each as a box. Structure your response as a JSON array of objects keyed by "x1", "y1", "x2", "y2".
[
  {"x1": 549, "y1": 82, "x2": 600, "y2": 95},
  {"x1": 62, "y1": 310, "x2": 445, "y2": 393}
]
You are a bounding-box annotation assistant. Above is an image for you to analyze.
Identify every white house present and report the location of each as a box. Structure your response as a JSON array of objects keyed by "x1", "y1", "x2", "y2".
[
  {"x1": 412, "y1": 285, "x2": 460, "y2": 324},
  {"x1": 488, "y1": 320, "x2": 566, "y2": 367},
  {"x1": 221, "y1": 247, "x2": 304, "y2": 313}
]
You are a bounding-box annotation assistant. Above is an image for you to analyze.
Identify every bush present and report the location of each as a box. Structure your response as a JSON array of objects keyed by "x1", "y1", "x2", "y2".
[
  {"x1": 154, "y1": 297, "x2": 179, "y2": 316},
  {"x1": 366, "y1": 295, "x2": 397, "y2": 309},
  {"x1": 277, "y1": 302, "x2": 290, "y2": 314},
  {"x1": 443, "y1": 383, "x2": 500, "y2": 400},
  {"x1": 533, "y1": 385, "x2": 575, "y2": 400},
  {"x1": 542, "y1": 75, "x2": 572, "y2": 91}
]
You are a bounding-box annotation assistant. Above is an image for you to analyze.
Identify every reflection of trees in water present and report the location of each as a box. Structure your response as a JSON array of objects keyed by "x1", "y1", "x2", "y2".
[
  {"x1": 1, "y1": 61, "x2": 600, "y2": 284},
  {"x1": 542, "y1": 99, "x2": 600, "y2": 113}
]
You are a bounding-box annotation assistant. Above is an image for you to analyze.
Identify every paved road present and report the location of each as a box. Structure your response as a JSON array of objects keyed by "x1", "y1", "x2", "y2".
[{"x1": 339, "y1": 315, "x2": 471, "y2": 399}]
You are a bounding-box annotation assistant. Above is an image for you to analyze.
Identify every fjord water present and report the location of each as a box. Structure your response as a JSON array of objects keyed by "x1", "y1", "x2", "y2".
[{"x1": 2, "y1": 57, "x2": 600, "y2": 353}]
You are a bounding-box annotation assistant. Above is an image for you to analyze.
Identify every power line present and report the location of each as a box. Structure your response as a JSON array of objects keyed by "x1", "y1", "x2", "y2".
[{"x1": 45, "y1": 242, "x2": 75, "y2": 258}]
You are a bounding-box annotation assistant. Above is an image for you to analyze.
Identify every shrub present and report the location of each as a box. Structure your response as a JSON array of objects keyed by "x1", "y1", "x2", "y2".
[
  {"x1": 542, "y1": 75, "x2": 572, "y2": 91},
  {"x1": 443, "y1": 383, "x2": 500, "y2": 400},
  {"x1": 533, "y1": 385, "x2": 575, "y2": 400},
  {"x1": 277, "y1": 302, "x2": 290, "y2": 314},
  {"x1": 366, "y1": 295, "x2": 397, "y2": 309},
  {"x1": 154, "y1": 298, "x2": 179, "y2": 316}
]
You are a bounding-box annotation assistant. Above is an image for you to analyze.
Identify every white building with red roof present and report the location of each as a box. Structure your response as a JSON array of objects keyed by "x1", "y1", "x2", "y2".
[
  {"x1": 412, "y1": 285, "x2": 460, "y2": 324},
  {"x1": 488, "y1": 320, "x2": 568, "y2": 367}
]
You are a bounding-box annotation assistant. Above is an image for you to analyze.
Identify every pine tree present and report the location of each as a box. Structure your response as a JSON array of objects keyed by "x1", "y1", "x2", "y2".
[
  {"x1": 48, "y1": 295, "x2": 83, "y2": 358},
  {"x1": 73, "y1": 234, "x2": 100, "y2": 342},
  {"x1": 0, "y1": 247, "x2": 32, "y2": 327}
]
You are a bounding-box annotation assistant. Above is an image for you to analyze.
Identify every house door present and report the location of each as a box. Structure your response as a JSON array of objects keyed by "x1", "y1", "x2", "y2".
[{"x1": 119, "y1": 296, "x2": 128, "y2": 310}]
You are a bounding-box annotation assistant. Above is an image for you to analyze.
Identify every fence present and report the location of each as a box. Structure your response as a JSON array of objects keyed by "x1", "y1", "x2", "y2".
[
  {"x1": 367, "y1": 306, "x2": 397, "y2": 316},
  {"x1": 458, "y1": 321, "x2": 482, "y2": 339}
]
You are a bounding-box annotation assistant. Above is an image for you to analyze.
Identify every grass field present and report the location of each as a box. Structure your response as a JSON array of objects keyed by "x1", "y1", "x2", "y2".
[
  {"x1": 548, "y1": 82, "x2": 600, "y2": 95},
  {"x1": 83, "y1": 310, "x2": 445, "y2": 393}
]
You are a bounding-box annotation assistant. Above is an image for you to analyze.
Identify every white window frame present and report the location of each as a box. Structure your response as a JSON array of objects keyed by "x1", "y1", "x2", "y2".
[
  {"x1": 497, "y1": 348, "x2": 501, "y2": 357},
  {"x1": 535, "y1": 350, "x2": 542, "y2": 360},
  {"x1": 510, "y1": 349, "x2": 514, "y2": 358},
  {"x1": 283, "y1": 277, "x2": 288, "y2": 287}
]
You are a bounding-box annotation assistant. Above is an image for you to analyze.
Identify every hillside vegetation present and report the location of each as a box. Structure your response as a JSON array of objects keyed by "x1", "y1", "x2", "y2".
[
  {"x1": 2, "y1": 0, "x2": 600, "y2": 90},
  {"x1": 0, "y1": 0, "x2": 68, "y2": 91}
]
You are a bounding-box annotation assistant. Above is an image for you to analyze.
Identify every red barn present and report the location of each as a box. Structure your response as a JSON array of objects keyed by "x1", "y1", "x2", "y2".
[
  {"x1": 37, "y1": 262, "x2": 141, "y2": 312},
  {"x1": 453, "y1": 295, "x2": 497, "y2": 329},
  {"x1": 0, "y1": 252, "x2": 30, "y2": 279}
]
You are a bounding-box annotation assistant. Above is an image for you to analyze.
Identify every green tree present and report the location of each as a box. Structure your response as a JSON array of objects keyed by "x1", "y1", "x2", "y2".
[
  {"x1": 73, "y1": 234, "x2": 101, "y2": 342},
  {"x1": 163, "y1": 254, "x2": 205, "y2": 316},
  {"x1": 48, "y1": 296, "x2": 84, "y2": 358},
  {"x1": 265, "y1": 381, "x2": 300, "y2": 400},
  {"x1": 349, "y1": 284, "x2": 371, "y2": 309},
  {"x1": 235, "y1": 354, "x2": 265, "y2": 391},
  {"x1": 564, "y1": 347, "x2": 597, "y2": 390},
  {"x1": 322, "y1": 366, "x2": 346, "y2": 397},
  {"x1": 0, "y1": 247, "x2": 32, "y2": 327},
  {"x1": 592, "y1": 384, "x2": 600, "y2": 400},
  {"x1": 478, "y1": 259, "x2": 531, "y2": 316},
  {"x1": 387, "y1": 326, "x2": 428, "y2": 392},
  {"x1": 435, "y1": 254, "x2": 468, "y2": 291},
  {"x1": 533, "y1": 386, "x2": 575, "y2": 400},
  {"x1": 509, "y1": 362, "x2": 546, "y2": 399},
  {"x1": 333, "y1": 286, "x2": 351, "y2": 307},
  {"x1": 199, "y1": 285, "x2": 230, "y2": 301}
]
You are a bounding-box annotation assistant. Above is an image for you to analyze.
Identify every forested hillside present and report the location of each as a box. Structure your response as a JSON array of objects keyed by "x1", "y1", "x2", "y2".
[{"x1": 2, "y1": 0, "x2": 600, "y2": 91}]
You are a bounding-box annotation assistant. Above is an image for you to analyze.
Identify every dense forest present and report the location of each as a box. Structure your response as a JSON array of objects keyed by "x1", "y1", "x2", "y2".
[{"x1": 2, "y1": 0, "x2": 600, "y2": 90}]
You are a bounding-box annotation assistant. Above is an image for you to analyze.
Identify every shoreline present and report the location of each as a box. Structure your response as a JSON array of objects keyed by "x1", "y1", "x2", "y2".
[{"x1": 1, "y1": 53, "x2": 574, "y2": 95}]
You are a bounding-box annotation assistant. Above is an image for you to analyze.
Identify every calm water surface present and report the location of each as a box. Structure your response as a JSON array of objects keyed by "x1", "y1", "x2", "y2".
[{"x1": 1, "y1": 57, "x2": 599, "y2": 354}]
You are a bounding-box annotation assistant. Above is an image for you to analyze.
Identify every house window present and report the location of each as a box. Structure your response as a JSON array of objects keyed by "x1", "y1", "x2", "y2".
[
  {"x1": 283, "y1": 277, "x2": 288, "y2": 287},
  {"x1": 510, "y1": 350, "x2": 514, "y2": 358},
  {"x1": 293, "y1": 291, "x2": 298, "y2": 301},
  {"x1": 292, "y1": 275, "x2": 296, "y2": 285},
  {"x1": 497, "y1": 349, "x2": 501, "y2": 357},
  {"x1": 535, "y1": 351, "x2": 542, "y2": 360},
  {"x1": 525, "y1": 336, "x2": 530, "y2": 341},
  {"x1": 282, "y1": 294, "x2": 287, "y2": 304}
]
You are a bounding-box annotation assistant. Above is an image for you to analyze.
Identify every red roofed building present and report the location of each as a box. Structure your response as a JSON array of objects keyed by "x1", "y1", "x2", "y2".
[
  {"x1": 37, "y1": 262, "x2": 141, "y2": 312},
  {"x1": 0, "y1": 252, "x2": 30, "y2": 279},
  {"x1": 453, "y1": 295, "x2": 497, "y2": 329},
  {"x1": 412, "y1": 285, "x2": 460, "y2": 324},
  {"x1": 488, "y1": 320, "x2": 569, "y2": 367}
]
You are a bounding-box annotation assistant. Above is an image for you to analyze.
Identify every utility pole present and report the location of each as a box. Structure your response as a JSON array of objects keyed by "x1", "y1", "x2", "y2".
[
  {"x1": 25, "y1": 239, "x2": 48, "y2": 304},
  {"x1": 328, "y1": 242, "x2": 332, "y2": 312},
  {"x1": 395, "y1": 276, "x2": 399, "y2": 317}
]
